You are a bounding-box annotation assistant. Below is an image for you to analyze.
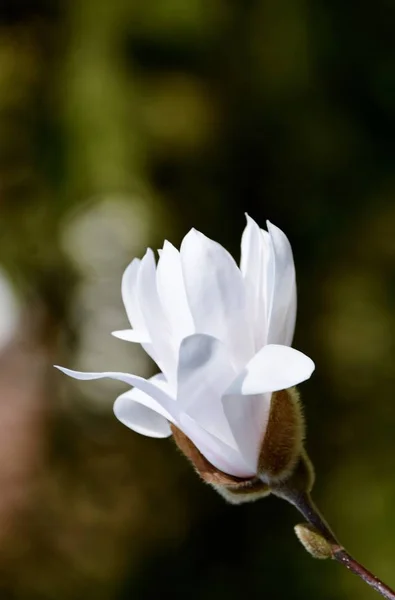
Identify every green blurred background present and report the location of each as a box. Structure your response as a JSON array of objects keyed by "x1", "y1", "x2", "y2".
[{"x1": 0, "y1": 1, "x2": 394, "y2": 598}]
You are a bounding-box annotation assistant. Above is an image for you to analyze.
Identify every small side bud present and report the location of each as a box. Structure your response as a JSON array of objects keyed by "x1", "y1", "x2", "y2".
[
  {"x1": 294, "y1": 523, "x2": 333, "y2": 559},
  {"x1": 171, "y1": 424, "x2": 270, "y2": 504},
  {"x1": 258, "y1": 388, "x2": 305, "y2": 482}
]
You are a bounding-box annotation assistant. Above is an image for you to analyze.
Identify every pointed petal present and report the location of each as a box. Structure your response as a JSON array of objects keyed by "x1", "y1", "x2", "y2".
[
  {"x1": 120, "y1": 259, "x2": 160, "y2": 364},
  {"x1": 266, "y1": 221, "x2": 297, "y2": 346},
  {"x1": 180, "y1": 229, "x2": 253, "y2": 368},
  {"x1": 262, "y1": 228, "x2": 275, "y2": 309},
  {"x1": 179, "y1": 412, "x2": 256, "y2": 478},
  {"x1": 156, "y1": 241, "x2": 194, "y2": 344},
  {"x1": 111, "y1": 330, "x2": 159, "y2": 366},
  {"x1": 137, "y1": 249, "x2": 176, "y2": 383},
  {"x1": 225, "y1": 344, "x2": 315, "y2": 395},
  {"x1": 111, "y1": 330, "x2": 159, "y2": 364},
  {"x1": 222, "y1": 392, "x2": 272, "y2": 472},
  {"x1": 111, "y1": 329, "x2": 150, "y2": 343},
  {"x1": 121, "y1": 259, "x2": 148, "y2": 336},
  {"x1": 240, "y1": 214, "x2": 261, "y2": 279},
  {"x1": 114, "y1": 374, "x2": 172, "y2": 437},
  {"x1": 177, "y1": 334, "x2": 237, "y2": 447},
  {"x1": 240, "y1": 214, "x2": 269, "y2": 348},
  {"x1": 54, "y1": 366, "x2": 176, "y2": 419}
]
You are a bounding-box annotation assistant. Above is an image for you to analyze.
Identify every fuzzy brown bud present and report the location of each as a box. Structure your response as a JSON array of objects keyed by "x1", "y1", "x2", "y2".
[
  {"x1": 258, "y1": 388, "x2": 305, "y2": 483},
  {"x1": 171, "y1": 387, "x2": 311, "y2": 504},
  {"x1": 294, "y1": 523, "x2": 333, "y2": 559},
  {"x1": 171, "y1": 424, "x2": 270, "y2": 503}
]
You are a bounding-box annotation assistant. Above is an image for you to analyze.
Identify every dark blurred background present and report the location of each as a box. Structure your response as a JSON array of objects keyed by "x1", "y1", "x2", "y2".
[{"x1": 0, "y1": 0, "x2": 394, "y2": 598}]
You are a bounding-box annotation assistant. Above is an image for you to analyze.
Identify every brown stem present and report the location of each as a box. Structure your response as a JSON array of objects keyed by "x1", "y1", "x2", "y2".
[
  {"x1": 271, "y1": 485, "x2": 395, "y2": 600},
  {"x1": 333, "y1": 548, "x2": 395, "y2": 600}
]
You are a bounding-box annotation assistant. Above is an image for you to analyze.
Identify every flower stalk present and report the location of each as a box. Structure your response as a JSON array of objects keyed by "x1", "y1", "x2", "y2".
[{"x1": 270, "y1": 481, "x2": 395, "y2": 600}]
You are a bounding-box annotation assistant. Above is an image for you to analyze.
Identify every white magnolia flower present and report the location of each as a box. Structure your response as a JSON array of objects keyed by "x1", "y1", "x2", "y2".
[{"x1": 56, "y1": 216, "x2": 314, "y2": 479}]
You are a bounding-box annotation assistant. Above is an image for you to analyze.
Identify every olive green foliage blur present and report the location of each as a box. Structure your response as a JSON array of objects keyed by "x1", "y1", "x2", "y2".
[{"x1": 0, "y1": 1, "x2": 394, "y2": 599}]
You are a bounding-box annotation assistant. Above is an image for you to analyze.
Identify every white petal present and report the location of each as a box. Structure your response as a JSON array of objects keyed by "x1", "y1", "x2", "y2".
[
  {"x1": 240, "y1": 214, "x2": 269, "y2": 348},
  {"x1": 179, "y1": 412, "x2": 256, "y2": 478},
  {"x1": 177, "y1": 334, "x2": 237, "y2": 447},
  {"x1": 137, "y1": 249, "x2": 176, "y2": 384},
  {"x1": 222, "y1": 392, "x2": 272, "y2": 472},
  {"x1": 114, "y1": 374, "x2": 172, "y2": 438},
  {"x1": 111, "y1": 329, "x2": 150, "y2": 343},
  {"x1": 266, "y1": 221, "x2": 297, "y2": 346},
  {"x1": 240, "y1": 214, "x2": 255, "y2": 276},
  {"x1": 180, "y1": 229, "x2": 253, "y2": 368},
  {"x1": 225, "y1": 344, "x2": 315, "y2": 395},
  {"x1": 120, "y1": 259, "x2": 159, "y2": 364},
  {"x1": 54, "y1": 366, "x2": 176, "y2": 420},
  {"x1": 121, "y1": 259, "x2": 148, "y2": 336},
  {"x1": 115, "y1": 399, "x2": 171, "y2": 437},
  {"x1": 111, "y1": 330, "x2": 158, "y2": 365},
  {"x1": 156, "y1": 241, "x2": 194, "y2": 344},
  {"x1": 111, "y1": 330, "x2": 159, "y2": 366}
]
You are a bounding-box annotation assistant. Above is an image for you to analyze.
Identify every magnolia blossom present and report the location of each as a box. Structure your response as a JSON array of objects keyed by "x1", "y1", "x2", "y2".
[{"x1": 56, "y1": 216, "x2": 314, "y2": 479}]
